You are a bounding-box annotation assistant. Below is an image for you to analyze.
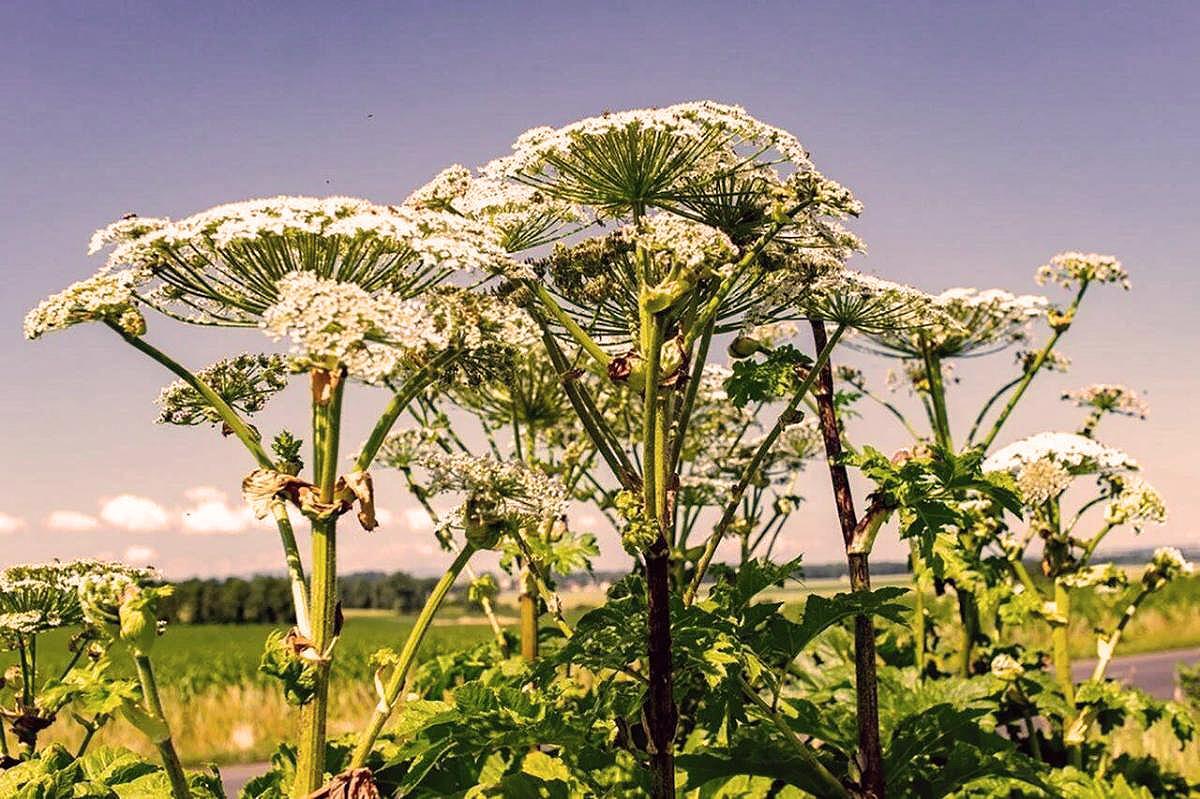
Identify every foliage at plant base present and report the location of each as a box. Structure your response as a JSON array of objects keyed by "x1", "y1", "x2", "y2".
[{"x1": 13, "y1": 100, "x2": 1199, "y2": 797}]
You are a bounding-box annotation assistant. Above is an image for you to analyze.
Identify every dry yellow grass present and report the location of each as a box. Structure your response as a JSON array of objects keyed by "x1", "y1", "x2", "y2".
[{"x1": 37, "y1": 682, "x2": 379, "y2": 766}]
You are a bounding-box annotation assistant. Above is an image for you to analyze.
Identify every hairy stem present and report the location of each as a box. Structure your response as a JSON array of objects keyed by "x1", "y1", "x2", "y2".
[{"x1": 810, "y1": 319, "x2": 885, "y2": 799}]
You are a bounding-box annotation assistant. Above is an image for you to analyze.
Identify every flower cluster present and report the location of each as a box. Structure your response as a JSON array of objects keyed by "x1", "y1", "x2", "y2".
[
  {"x1": 0, "y1": 561, "x2": 155, "y2": 642},
  {"x1": 416, "y1": 452, "x2": 568, "y2": 549},
  {"x1": 485, "y1": 101, "x2": 815, "y2": 184},
  {"x1": 156, "y1": 353, "x2": 290, "y2": 426},
  {"x1": 23, "y1": 270, "x2": 145, "y2": 340},
  {"x1": 1145, "y1": 547, "x2": 1195, "y2": 584},
  {"x1": 1103, "y1": 476, "x2": 1167, "y2": 530},
  {"x1": 1035, "y1": 251, "x2": 1130, "y2": 291},
  {"x1": 984, "y1": 432, "x2": 1139, "y2": 506},
  {"x1": 80, "y1": 196, "x2": 514, "y2": 327},
  {"x1": 628, "y1": 213, "x2": 738, "y2": 312},
  {"x1": 802, "y1": 270, "x2": 949, "y2": 333},
  {"x1": 1063, "y1": 384, "x2": 1149, "y2": 419},
  {"x1": 1016, "y1": 348, "x2": 1071, "y2": 374},
  {"x1": 984, "y1": 432, "x2": 1139, "y2": 476},
  {"x1": 1059, "y1": 563, "x2": 1128, "y2": 592},
  {"x1": 406, "y1": 165, "x2": 582, "y2": 255},
  {"x1": 858, "y1": 287, "x2": 1047, "y2": 359},
  {"x1": 262, "y1": 273, "x2": 442, "y2": 382}
]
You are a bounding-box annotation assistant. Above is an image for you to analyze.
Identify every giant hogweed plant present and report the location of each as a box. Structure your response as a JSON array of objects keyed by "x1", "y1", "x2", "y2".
[
  {"x1": 18, "y1": 102, "x2": 1195, "y2": 798},
  {"x1": 837, "y1": 254, "x2": 1197, "y2": 788},
  {"x1": 24, "y1": 196, "x2": 537, "y2": 796}
]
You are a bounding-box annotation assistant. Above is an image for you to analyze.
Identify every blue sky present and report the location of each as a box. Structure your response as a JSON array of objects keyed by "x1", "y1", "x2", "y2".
[{"x1": 2, "y1": 1, "x2": 1197, "y2": 577}]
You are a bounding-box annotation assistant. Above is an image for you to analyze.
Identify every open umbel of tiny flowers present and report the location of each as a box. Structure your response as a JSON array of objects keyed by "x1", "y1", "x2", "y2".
[
  {"x1": 156, "y1": 352, "x2": 290, "y2": 425},
  {"x1": 854, "y1": 286, "x2": 1048, "y2": 359},
  {"x1": 1035, "y1": 251, "x2": 1130, "y2": 291},
  {"x1": 77, "y1": 195, "x2": 517, "y2": 326},
  {"x1": 983, "y1": 432, "x2": 1140, "y2": 506},
  {"x1": 1063, "y1": 383, "x2": 1149, "y2": 419}
]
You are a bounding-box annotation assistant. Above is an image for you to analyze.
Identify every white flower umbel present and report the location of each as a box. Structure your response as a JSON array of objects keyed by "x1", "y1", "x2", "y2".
[
  {"x1": 483, "y1": 101, "x2": 862, "y2": 219},
  {"x1": 1103, "y1": 477, "x2": 1167, "y2": 530},
  {"x1": 261, "y1": 273, "x2": 444, "y2": 384},
  {"x1": 416, "y1": 451, "x2": 568, "y2": 547},
  {"x1": 856, "y1": 287, "x2": 1047, "y2": 359},
  {"x1": 802, "y1": 270, "x2": 951, "y2": 334},
  {"x1": 407, "y1": 165, "x2": 583, "y2": 255},
  {"x1": 984, "y1": 432, "x2": 1139, "y2": 504},
  {"x1": 0, "y1": 560, "x2": 155, "y2": 642},
  {"x1": 1064, "y1": 384, "x2": 1149, "y2": 419},
  {"x1": 23, "y1": 269, "x2": 145, "y2": 339},
  {"x1": 984, "y1": 432, "x2": 1139, "y2": 476},
  {"x1": 85, "y1": 196, "x2": 515, "y2": 326},
  {"x1": 1036, "y1": 251, "x2": 1130, "y2": 291},
  {"x1": 1146, "y1": 547, "x2": 1195, "y2": 583}
]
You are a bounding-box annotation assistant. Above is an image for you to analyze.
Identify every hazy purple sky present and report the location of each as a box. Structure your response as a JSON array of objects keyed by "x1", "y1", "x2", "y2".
[{"x1": 2, "y1": 1, "x2": 1197, "y2": 578}]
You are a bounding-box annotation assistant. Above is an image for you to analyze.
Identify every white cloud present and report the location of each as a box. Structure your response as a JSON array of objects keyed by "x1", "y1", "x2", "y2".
[
  {"x1": 123, "y1": 544, "x2": 158, "y2": 566},
  {"x1": 0, "y1": 513, "x2": 25, "y2": 534},
  {"x1": 45, "y1": 510, "x2": 100, "y2": 532},
  {"x1": 179, "y1": 486, "x2": 257, "y2": 535},
  {"x1": 100, "y1": 495, "x2": 171, "y2": 532}
]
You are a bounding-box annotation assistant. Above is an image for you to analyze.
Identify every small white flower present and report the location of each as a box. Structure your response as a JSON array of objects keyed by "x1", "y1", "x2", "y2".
[{"x1": 990, "y1": 654, "x2": 1025, "y2": 681}]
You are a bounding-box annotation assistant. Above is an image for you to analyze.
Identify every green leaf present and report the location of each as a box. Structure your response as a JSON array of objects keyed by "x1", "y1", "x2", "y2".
[{"x1": 723, "y1": 346, "x2": 813, "y2": 408}]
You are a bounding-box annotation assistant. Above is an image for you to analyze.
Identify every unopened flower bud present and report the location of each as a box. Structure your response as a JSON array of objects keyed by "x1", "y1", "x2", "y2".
[{"x1": 728, "y1": 335, "x2": 764, "y2": 359}]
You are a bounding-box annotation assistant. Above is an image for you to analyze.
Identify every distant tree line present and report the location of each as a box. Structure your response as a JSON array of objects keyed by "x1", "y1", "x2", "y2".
[{"x1": 161, "y1": 571, "x2": 441, "y2": 624}]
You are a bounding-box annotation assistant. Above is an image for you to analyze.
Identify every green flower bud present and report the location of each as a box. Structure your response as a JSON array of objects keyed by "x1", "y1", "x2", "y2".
[{"x1": 728, "y1": 335, "x2": 764, "y2": 359}]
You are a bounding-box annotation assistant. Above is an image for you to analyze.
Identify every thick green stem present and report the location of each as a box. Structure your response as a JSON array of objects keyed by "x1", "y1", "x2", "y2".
[
  {"x1": 294, "y1": 369, "x2": 346, "y2": 798},
  {"x1": 909, "y1": 543, "x2": 927, "y2": 678},
  {"x1": 1052, "y1": 581, "x2": 1074, "y2": 707},
  {"x1": 683, "y1": 324, "x2": 845, "y2": 605},
  {"x1": 739, "y1": 677, "x2": 852, "y2": 799},
  {"x1": 519, "y1": 565, "x2": 539, "y2": 661},
  {"x1": 955, "y1": 591, "x2": 981, "y2": 677},
  {"x1": 922, "y1": 346, "x2": 953, "y2": 451},
  {"x1": 133, "y1": 654, "x2": 189, "y2": 799},
  {"x1": 351, "y1": 545, "x2": 476, "y2": 767}
]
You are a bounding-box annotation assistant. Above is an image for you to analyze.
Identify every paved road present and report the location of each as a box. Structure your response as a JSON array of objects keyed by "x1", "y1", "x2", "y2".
[
  {"x1": 217, "y1": 648, "x2": 1200, "y2": 795},
  {"x1": 221, "y1": 763, "x2": 265, "y2": 796},
  {"x1": 1072, "y1": 646, "x2": 1199, "y2": 700}
]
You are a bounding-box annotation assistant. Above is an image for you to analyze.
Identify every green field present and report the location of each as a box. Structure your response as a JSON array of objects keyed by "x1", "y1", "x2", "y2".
[
  {"x1": 8, "y1": 574, "x2": 1200, "y2": 767},
  {"x1": 6, "y1": 614, "x2": 497, "y2": 765}
]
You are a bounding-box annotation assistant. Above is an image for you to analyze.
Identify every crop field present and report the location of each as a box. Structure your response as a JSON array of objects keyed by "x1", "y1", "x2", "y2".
[
  {"x1": 8, "y1": 578, "x2": 1199, "y2": 774},
  {"x1": 4, "y1": 614, "x2": 497, "y2": 765}
]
